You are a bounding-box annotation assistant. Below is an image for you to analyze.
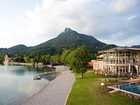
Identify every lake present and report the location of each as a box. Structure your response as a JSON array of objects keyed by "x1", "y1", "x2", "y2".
[{"x1": 0, "y1": 65, "x2": 52, "y2": 105}]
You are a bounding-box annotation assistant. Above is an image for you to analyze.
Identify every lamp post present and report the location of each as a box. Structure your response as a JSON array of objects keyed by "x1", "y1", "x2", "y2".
[
  {"x1": 101, "y1": 82, "x2": 105, "y2": 92},
  {"x1": 101, "y1": 82, "x2": 104, "y2": 86}
]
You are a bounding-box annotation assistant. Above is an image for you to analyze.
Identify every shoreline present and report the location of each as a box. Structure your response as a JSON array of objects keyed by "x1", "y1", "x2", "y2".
[{"x1": 21, "y1": 65, "x2": 75, "y2": 105}]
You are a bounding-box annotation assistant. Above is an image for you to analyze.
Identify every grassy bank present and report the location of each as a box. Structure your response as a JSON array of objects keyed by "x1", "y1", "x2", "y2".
[{"x1": 66, "y1": 73, "x2": 140, "y2": 105}]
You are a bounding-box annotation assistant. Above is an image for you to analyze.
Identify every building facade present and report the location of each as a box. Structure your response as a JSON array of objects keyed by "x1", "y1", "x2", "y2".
[
  {"x1": 3, "y1": 54, "x2": 13, "y2": 65},
  {"x1": 3, "y1": 55, "x2": 10, "y2": 65},
  {"x1": 90, "y1": 60, "x2": 104, "y2": 74},
  {"x1": 99, "y1": 47, "x2": 140, "y2": 75}
]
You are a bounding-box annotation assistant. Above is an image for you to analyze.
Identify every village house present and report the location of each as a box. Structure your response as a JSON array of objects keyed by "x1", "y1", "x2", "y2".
[
  {"x1": 3, "y1": 55, "x2": 10, "y2": 65},
  {"x1": 3, "y1": 54, "x2": 13, "y2": 65}
]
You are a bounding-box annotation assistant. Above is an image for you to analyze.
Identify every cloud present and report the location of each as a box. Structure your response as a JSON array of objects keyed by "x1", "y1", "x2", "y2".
[
  {"x1": 0, "y1": 0, "x2": 140, "y2": 47},
  {"x1": 110, "y1": 0, "x2": 139, "y2": 13}
]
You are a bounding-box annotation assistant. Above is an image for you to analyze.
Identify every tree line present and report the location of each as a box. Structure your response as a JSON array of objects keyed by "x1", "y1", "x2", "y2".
[{"x1": 2, "y1": 46, "x2": 96, "y2": 78}]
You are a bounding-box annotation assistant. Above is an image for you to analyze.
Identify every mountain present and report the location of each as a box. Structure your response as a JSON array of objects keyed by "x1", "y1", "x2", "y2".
[
  {"x1": 0, "y1": 48, "x2": 7, "y2": 54},
  {"x1": 132, "y1": 45, "x2": 140, "y2": 48},
  {"x1": 0, "y1": 28, "x2": 117, "y2": 56},
  {"x1": 27, "y1": 28, "x2": 116, "y2": 55},
  {"x1": 0, "y1": 44, "x2": 29, "y2": 56}
]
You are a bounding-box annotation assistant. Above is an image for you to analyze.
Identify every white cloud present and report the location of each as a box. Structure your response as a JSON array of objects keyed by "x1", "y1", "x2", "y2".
[
  {"x1": 0, "y1": 0, "x2": 140, "y2": 47},
  {"x1": 110, "y1": 0, "x2": 138, "y2": 13}
]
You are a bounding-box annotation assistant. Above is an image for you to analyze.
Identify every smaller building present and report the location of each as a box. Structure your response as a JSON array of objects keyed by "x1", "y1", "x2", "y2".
[
  {"x1": 3, "y1": 55, "x2": 10, "y2": 65},
  {"x1": 90, "y1": 60, "x2": 104, "y2": 74},
  {"x1": 3, "y1": 54, "x2": 13, "y2": 65}
]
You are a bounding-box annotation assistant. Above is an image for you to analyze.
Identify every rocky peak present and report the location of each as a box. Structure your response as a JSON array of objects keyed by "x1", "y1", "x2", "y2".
[{"x1": 64, "y1": 28, "x2": 72, "y2": 33}]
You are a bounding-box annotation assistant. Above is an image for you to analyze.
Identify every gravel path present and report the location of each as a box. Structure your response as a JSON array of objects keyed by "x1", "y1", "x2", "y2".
[{"x1": 21, "y1": 66, "x2": 75, "y2": 105}]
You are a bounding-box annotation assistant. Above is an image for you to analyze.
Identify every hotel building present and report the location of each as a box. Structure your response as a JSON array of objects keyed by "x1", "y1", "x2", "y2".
[{"x1": 92, "y1": 47, "x2": 140, "y2": 75}]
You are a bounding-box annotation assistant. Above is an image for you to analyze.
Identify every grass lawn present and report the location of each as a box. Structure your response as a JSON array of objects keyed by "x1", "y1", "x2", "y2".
[{"x1": 66, "y1": 73, "x2": 140, "y2": 105}]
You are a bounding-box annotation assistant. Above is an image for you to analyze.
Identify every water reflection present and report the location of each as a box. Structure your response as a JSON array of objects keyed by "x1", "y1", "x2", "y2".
[{"x1": 0, "y1": 65, "x2": 48, "y2": 105}]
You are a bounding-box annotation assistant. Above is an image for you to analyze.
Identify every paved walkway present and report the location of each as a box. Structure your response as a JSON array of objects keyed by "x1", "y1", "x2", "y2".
[{"x1": 21, "y1": 66, "x2": 75, "y2": 105}]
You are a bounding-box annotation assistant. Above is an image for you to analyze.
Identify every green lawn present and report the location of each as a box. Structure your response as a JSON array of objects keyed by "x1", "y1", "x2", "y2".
[{"x1": 66, "y1": 73, "x2": 140, "y2": 105}]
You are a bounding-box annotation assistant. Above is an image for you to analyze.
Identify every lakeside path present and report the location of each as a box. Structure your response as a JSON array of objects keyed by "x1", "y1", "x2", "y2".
[{"x1": 22, "y1": 66, "x2": 75, "y2": 105}]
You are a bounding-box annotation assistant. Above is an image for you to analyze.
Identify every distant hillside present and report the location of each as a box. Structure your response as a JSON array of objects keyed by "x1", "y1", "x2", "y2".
[
  {"x1": 0, "y1": 44, "x2": 29, "y2": 56},
  {"x1": 132, "y1": 45, "x2": 140, "y2": 48},
  {"x1": 28, "y1": 28, "x2": 116, "y2": 55}
]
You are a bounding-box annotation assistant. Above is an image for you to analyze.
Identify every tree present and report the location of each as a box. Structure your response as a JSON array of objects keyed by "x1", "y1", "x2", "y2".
[
  {"x1": 60, "y1": 50, "x2": 71, "y2": 65},
  {"x1": 51, "y1": 54, "x2": 61, "y2": 65},
  {"x1": 34, "y1": 54, "x2": 40, "y2": 63},
  {"x1": 65, "y1": 49, "x2": 76, "y2": 67},
  {"x1": 44, "y1": 54, "x2": 51, "y2": 64},
  {"x1": 30, "y1": 58, "x2": 35, "y2": 63},
  {"x1": 67, "y1": 46, "x2": 90, "y2": 78},
  {"x1": 23, "y1": 55, "x2": 31, "y2": 63},
  {"x1": 89, "y1": 53, "x2": 97, "y2": 60},
  {"x1": 0, "y1": 55, "x2": 4, "y2": 64},
  {"x1": 40, "y1": 55, "x2": 45, "y2": 63},
  {"x1": 13, "y1": 56, "x2": 24, "y2": 62},
  {"x1": 23, "y1": 55, "x2": 35, "y2": 63}
]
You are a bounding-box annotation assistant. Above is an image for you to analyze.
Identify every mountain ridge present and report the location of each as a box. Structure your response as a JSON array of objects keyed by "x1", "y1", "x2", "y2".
[
  {"x1": 0, "y1": 44, "x2": 30, "y2": 56},
  {"x1": 0, "y1": 28, "x2": 117, "y2": 56},
  {"x1": 131, "y1": 45, "x2": 140, "y2": 48},
  {"x1": 27, "y1": 28, "x2": 116, "y2": 55}
]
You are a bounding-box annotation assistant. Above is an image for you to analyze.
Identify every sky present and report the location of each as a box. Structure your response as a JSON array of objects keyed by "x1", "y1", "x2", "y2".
[{"x1": 0, "y1": 0, "x2": 140, "y2": 48}]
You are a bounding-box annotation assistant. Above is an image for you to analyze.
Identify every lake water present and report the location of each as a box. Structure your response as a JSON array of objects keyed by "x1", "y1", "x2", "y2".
[{"x1": 0, "y1": 65, "x2": 50, "y2": 105}]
